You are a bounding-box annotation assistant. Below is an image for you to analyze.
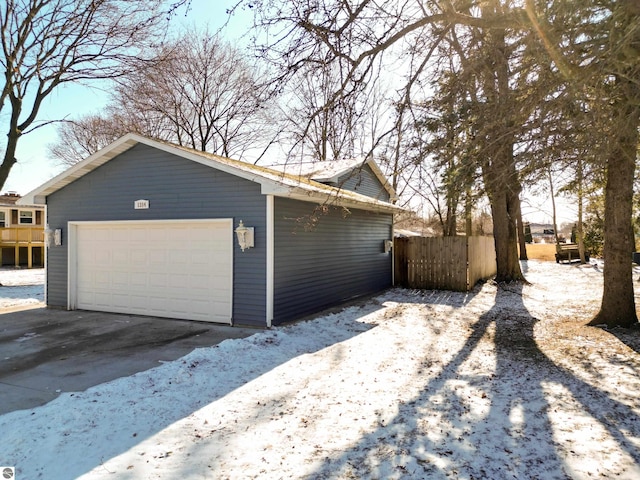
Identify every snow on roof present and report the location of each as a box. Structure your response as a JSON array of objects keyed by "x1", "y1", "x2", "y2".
[
  {"x1": 18, "y1": 134, "x2": 405, "y2": 215},
  {"x1": 269, "y1": 158, "x2": 364, "y2": 180},
  {"x1": 269, "y1": 157, "x2": 397, "y2": 200}
]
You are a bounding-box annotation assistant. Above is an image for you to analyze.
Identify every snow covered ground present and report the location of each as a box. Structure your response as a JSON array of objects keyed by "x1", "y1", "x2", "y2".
[
  {"x1": 1, "y1": 260, "x2": 640, "y2": 479},
  {"x1": 0, "y1": 267, "x2": 44, "y2": 310}
]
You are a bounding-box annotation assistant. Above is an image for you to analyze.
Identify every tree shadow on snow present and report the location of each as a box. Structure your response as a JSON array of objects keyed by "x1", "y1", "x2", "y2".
[
  {"x1": 3, "y1": 303, "x2": 383, "y2": 480},
  {"x1": 308, "y1": 282, "x2": 640, "y2": 479},
  {"x1": 608, "y1": 325, "x2": 640, "y2": 356}
]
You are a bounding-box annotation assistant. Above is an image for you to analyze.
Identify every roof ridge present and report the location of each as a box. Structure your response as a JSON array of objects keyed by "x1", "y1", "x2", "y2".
[{"x1": 18, "y1": 133, "x2": 405, "y2": 214}]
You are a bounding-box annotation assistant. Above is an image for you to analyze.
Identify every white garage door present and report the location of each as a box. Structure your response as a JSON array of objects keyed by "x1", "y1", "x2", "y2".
[{"x1": 70, "y1": 220, "x2": 233, "y2": 323}]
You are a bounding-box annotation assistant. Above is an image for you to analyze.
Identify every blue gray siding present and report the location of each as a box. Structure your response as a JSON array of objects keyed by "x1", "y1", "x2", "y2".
[
  {"x1": 273, "y1": 197, "x2": 393, "y2": 324},
  {"x1": 336, "y1": 164, "x2": 390, "y2": 201},
  {"x1": 46, "y1": 144, "x2": 267, "y2": 326}
]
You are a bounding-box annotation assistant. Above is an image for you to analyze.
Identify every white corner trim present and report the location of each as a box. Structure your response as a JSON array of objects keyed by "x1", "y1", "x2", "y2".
[
  {"x1": 67, "y1": 222, "x2": 78, "y2": 310},
  {"x1": 391, "y1": 218, "x2": 395, "y2": 286},
  {"x1": 266, "y1": 195, "x2": 274, "y2": 328}
]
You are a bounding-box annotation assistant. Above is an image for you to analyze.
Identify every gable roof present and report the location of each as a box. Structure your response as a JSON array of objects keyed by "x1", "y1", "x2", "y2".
[
  {"x1": 19, "y1": 134, "x2": 404, "y2": 214},
  {"x1": 268, "y1": 158, "x2": 397, "y2": 201}
]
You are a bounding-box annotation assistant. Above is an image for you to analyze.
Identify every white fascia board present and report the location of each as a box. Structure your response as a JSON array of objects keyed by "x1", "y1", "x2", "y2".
[
  {"x1": 260, "y1": 183, "x2": 294, "y2": 196},
  {"x1": 16, "y1": 133, "x2": 257, "y2": 204},
  {"x1": 264, "y1": 185, "x2": 406, "y2": 215},
  {"x1": 18, "y1": 134, "x2": 141, "y2": 205},
  {"x1": 18, "y1": 132, "x2": 314, "y2": 206},
  {"x1": 139, "y1": 140, "x2": 308, "y2": 195},
  {"x1": 16, "y1": 133, "x2": 403, "y2": 214},
  {"x1": 365, "y1": 160, "x2": 398, "y2": 201}
]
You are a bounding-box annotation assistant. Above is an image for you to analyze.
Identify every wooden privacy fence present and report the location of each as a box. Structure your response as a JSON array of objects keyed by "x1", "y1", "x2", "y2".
[{"x1": 394, "y1": 236, "x2": 497, "y2": 291}]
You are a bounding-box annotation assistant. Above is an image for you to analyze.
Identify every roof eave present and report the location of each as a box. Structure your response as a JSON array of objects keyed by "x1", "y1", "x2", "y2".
[
  {"x1": 16, "y1": 133, "x2": 405, "y2": 215},
  {"x1": 262, "y1": 184, "x2": 406, "y2": 215},
  {"x1": 311, "y1": 158, "x2": 398, "y2": 201},
  {"x1": 365, "y1": 159, "x2": 398, "y2": 201}
]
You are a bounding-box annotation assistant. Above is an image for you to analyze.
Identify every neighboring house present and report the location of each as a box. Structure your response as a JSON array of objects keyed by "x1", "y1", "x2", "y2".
[
  {"x1": 19, "y1": 133, "x2": 404, "y2": 327},
  {"x1": 528, "y1": 223, "x2": 562, "y2": 243},
  {"x1": 0, "y1": 192, "x2": 45, "y2": 267}
]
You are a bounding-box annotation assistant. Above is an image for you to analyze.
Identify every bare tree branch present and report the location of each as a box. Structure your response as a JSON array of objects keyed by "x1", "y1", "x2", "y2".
[{"x1": 0, "y1": 0, "x2": 192, "y2": 190}]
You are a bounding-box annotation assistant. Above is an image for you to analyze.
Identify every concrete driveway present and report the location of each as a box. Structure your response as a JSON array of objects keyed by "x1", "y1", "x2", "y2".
[{"x1": 0, "y1": 306, "x2": 258, "y2": 415}]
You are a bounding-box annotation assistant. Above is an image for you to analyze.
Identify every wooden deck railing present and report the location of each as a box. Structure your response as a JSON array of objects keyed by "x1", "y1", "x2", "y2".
[
  {"x1": 0, "y1": 226, "x2": 45, "y2": 245},
  {"x1": 0, "y1": 226, "x2": 45, "y2": 267}
]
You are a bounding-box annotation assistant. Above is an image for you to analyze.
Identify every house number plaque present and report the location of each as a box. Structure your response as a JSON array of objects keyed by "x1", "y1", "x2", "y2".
[{"x1": 134, "y1": 199, "x2": 150, "y2": 209}]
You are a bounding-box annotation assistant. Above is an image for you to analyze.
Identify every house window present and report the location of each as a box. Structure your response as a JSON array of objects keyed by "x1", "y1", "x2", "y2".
[
  {"x1": 0, "y1": 211, "x2": 5, "y2": 227},
  {"x1": 19, "y1": 211, "x2": 33, "y2": 224}
]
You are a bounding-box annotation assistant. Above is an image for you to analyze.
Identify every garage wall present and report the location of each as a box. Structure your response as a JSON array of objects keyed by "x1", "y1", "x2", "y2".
[
  {"x1": 336, "y1": 164, "x2": 391, "y2": 202},
  {"x1": 46, "y1": 144, "x2": 267, "y2": 326},
  {"x1": 273, "y1": 197, "x2": 393, "y2": 324}
]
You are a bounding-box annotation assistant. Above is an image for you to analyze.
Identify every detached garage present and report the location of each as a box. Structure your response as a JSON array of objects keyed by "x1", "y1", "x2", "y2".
[{"x1": 20, "y1": 134, "x2": 403, "y2": 327}]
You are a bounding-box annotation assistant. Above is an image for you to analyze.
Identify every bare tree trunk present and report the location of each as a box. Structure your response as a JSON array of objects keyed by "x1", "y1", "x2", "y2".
[
  {"x1": 445, "y1": 194, "x2": 458, "y2": 236},
  {"x1": 465, "y1": 187, "x2": 473, "y2": 236},
  {"x1": 576, "y1": 157, "x2": 587, "y2": 263},
  {"x1": 480, "y1": 17, "x2": 525, "y2": 283},
  {"x1": 487, "y1": 188, "x2": 522, "y2": 282},
  {"x1": 589, "y1": 74, "x2": 639, "y2": 328},
  {"x1": 483, "y1": 147, "x2": 525, "y2": 283},
  {"x1": 515, "y1": 195, "x2": 527, "y2": 260},
  {"x1": 0, "y1": 103, "x2": 21, "y2": 189},
  {"x1": 0, "y1": 143, "x2": 18, "y2": 190},
  {"x1": 0, "y1": 0, "x2": 190, "y2": 192}
]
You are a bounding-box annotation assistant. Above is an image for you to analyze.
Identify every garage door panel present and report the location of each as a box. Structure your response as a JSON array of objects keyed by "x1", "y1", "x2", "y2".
[
  {"x1": 94, "y1": 271, "x2": 110, "y2": 287},
  {"x1": 73, "y1": 220, "x2": 233, "y2": 323},
  {"x1": 130, "y1": 249, "x2": 147, "y2": 264},
  {"x1": 94, "y1": 292, "x2": 113, "y2": 307},
  {"x1": 112, "y1": 250, "x2": 129, "y2": 264},
  {"x1": 149, "y1": 250, "x2": 167, "y2": 264},
  {"x1": 128, "y1": 296, "x2": 149, "y2": 311},
  {"x1": 111, "y1": 271, "x2": 129, "y2": 287},
  {"x1": 148, "y1": 273, "x2": 167, "y2": 288},
  {"x1": 168, "y1": 273, "x2": 190, "y2": 287},
  {"x1": 168, "y1": 250, "x2": 189, "y2": 265},
  {"x1": 129, "y1": 228, "x2": 149, "y2": 242},
  {"x1": 185, "y1": 300, "x2": 210, "y2": 314},
  {"x1": 190, "y1": 248, "x2": 214, "y2": 259},
  {"x1": 163, "y1": 228, "x2": 182, "y2": 242},
  {"x1": 90, "y1": 250, "x2": 110, "y2": 264},
  {"x1": 168, "y1": 298, "x2": 193, "y2": 315}
]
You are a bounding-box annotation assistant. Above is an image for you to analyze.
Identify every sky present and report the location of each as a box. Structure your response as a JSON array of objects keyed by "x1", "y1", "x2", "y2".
[
  {"x1": 2, "y1": 259, "x2": 640, "y2": 479},
  {"x1": 0, "y1": 0, "x2": 572, "y2": 225},
  {"x1": 1, "y1": 0, "x2": 246, "y2": 196}
]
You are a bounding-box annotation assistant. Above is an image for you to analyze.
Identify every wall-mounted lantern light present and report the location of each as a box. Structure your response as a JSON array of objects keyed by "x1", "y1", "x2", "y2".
[
  {"x1": 44, "y1": 226, "x2": 52, "y2": 248},
  {"x1": 44, "y1": 226, "x2": 63, "y2": 247},
  {"x1": 235, "y1": 220, "x2": 254, "y2": 252}
]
